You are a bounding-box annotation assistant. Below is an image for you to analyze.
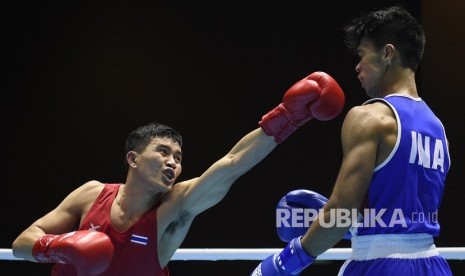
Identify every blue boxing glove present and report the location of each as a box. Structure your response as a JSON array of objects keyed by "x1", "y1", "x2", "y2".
[
  {"x1": 251, "y1": 236, "x2": 315, "y2": 276},
  {"x1": 276, "y1": 189, "x2": 352, "y2": 242}
]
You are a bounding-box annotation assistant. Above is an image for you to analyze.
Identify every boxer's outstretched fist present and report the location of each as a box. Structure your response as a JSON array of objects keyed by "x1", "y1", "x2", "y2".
[
  {"x1": 32, "y1": 230, "x2": 114, "y2": 275},
  {"x1": 259, "y1": 72, "x2": 345, "y2": 143}
]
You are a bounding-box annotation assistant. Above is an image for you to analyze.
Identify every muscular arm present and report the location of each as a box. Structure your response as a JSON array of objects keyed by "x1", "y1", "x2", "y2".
[
  {"x1": 156, "y1": 128, "x2": 276, "y2": 266},
  {"x1": 178, "y1": 128, "x2": 277, "y2": 217},
  {"x1": 301, "y1": 102, "x2": 396, "y2": 256},
  {"x1": 171, "y1": 72, "x2": 344, "y2": 219},
  {"x1": 158, "y1": 72, "x2": 345, "y2": 267},
  {"x1": 12, "y1": 181, "x2": 103, "y2": 261}
]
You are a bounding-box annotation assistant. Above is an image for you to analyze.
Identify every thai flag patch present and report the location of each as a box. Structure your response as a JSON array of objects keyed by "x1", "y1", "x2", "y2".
[{"x1": 130, "y1": 234, "x2": 148, "y2": 245}]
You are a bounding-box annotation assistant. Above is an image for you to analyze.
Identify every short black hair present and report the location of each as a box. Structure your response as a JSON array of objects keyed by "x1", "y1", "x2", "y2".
[
  {"x1": 125, "y1": 122, "x2": 183, "y2": 155},
  {"x1": 343, "y1": 5, "x2": 425, "y2": 71}
]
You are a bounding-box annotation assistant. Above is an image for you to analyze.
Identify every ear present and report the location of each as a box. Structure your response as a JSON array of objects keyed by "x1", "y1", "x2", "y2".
[
  {"x1": 383, "y1": 44, "x2": 395, "y2": 64},
  {"x1": 127, "y1": 151, "x2": 138, "y2": 168}
]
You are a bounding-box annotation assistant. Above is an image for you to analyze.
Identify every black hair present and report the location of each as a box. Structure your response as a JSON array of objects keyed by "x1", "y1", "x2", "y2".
[
  {"x1": 343, "y1": 5, "x2": 425, "y2": 71},
  {"x1": 125, "y1": 122, "x2": 183, "y2": 155}
]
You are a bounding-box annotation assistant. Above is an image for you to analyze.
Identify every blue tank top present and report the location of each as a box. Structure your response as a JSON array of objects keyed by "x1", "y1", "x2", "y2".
[{"x1": 355, "y1": 94, "x2": 450, "y2": 237}]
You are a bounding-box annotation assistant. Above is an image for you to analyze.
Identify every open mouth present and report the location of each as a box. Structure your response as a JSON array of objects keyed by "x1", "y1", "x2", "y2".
[{"x1": 163, "y1": 169, "x2": 175, "y2": 182}]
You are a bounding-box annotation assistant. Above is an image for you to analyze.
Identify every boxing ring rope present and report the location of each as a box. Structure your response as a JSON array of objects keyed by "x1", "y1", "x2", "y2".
[{"x1": 2, "y1": 247, "x2": 465, "y2": 261}]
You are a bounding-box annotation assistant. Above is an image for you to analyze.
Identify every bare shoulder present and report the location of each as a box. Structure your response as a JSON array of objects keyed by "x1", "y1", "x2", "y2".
[
  {"x1": 157, "y1": 178, "x2": 198, "y2": 225},
  {"x1": 342, "y1": 102, "x2": 397, "y2": 163},
  {"x1": 62, "y1": 180, "x2": 106, "y2": 214},
  {"x1": 347, "y1": 101, "x2": 394, "y2": 120},
  {"x1": 160, "y1": 178, "x2": 197, "y2": 213},
  {"x1": 74, "y1": 180, "x2": 105, "y2": 199},
  {"x1": 344, "y1": 102, "x2": 396, "y2": 134}
]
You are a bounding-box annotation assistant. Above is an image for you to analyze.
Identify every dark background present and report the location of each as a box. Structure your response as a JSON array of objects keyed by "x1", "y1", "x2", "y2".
[{"x1": 2, "y1": 0, "x2": 464, "y2": 275}]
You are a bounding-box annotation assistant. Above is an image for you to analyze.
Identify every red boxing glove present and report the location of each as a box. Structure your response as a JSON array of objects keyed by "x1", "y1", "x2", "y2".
[
  {"x1": 259, "y1": 71, "x2": 345, "y2": 143},
  {"x1": 32, "y1": 230, "x2": 114, "y2": 275}
]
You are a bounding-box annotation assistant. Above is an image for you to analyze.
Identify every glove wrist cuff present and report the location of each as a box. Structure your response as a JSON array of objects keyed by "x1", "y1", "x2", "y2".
[
  {"x1": 278, "y1": 236, "x2": 315, "y2": 275},
  {"x1": 259, "y1": 104, "x2": 298, "y2": 143},
  {"x1": 32, "y1": 234, "x2": 57, "y2": 263}
]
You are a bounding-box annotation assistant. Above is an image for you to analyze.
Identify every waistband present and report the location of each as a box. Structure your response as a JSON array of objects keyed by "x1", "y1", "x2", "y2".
[{"x1": 350, "y1": 233, "x2": 439, "y2": 260}]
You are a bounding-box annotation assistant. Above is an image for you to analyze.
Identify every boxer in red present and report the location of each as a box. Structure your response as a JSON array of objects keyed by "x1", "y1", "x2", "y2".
[{"x1": 12, "y1": 72, "x2": 344, "y2": 275}]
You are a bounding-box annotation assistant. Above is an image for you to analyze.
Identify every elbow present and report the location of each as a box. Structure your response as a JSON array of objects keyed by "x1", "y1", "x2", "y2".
[
  {"x1": 12, "y1": 235, "x2": 36, "y2": 260},
  {"x1": 224, "y1": 153, "x2": 252, "y2": 177},
  {"x1": 11, "y1": 237, "x2": 23, "y2": 258}
]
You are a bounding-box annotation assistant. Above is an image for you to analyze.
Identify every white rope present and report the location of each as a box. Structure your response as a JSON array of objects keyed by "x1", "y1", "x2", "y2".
[
  {"x1": 2, "y1": 247, "x2": 465, "y2": 261},
  {"x1": 170, "y1": 248, "x2": 352, "y2": 261}
]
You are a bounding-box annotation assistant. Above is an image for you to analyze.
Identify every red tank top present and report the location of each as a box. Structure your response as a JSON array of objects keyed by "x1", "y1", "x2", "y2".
[{"x1": 52, "y1": 183, "x2": 170, "y2": 276}]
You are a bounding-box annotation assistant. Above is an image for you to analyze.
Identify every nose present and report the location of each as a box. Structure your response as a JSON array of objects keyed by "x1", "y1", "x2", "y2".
[
  {"x1": 165, "y1": 155, "x2": 177, "y2": 169},
  {"x1": 355, "y1": 62, "x2": 361, "y2": 73}
]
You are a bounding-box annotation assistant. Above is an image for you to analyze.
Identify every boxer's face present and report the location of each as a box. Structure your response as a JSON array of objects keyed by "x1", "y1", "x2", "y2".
[
  {"x1": 136, "y1": 137, "x2": 183, "y2": 192},
  {"x1": 355, "y1": 38, "x2": 387, "y2": 98}
]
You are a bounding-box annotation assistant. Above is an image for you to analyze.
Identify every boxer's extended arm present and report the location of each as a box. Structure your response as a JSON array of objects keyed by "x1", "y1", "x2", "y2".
[
  {"x1": 12, "y1": 181, "x2": 103, "y2": 261},
  {"x1": 179, "y1": 72, "x2": 345, "y2": 217},
  {"x1": 177, "y1": 128, "x2": 276, "y2": 216}
]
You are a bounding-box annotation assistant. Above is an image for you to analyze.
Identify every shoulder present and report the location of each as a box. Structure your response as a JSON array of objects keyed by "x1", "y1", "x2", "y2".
[
  {"x1": 342, "y1": 103, "x2": 396, "y2": 145},
  {"x1": 158, "y1": 179, "x2": 197, "y2": 219},
  {"x1": 349, "y1": 100, "x2": 394, "y2": 118},
  {"x1": 76, "y1": 180, "x2": 106, "y2": 196},
  {"x1": 64, "y1": 180, "x2": 106, "y2": 210},
  {"x1": 161, "y1": 178, "x2": 197, "y2": 211},
  {"x1": 344, "y1": 102, "x2": 396, "y2": 130}
]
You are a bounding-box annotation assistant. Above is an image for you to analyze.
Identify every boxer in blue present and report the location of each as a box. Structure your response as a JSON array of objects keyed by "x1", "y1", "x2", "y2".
[{"x1": 252, "y1": 5, "x2": 453, "y2": 276}]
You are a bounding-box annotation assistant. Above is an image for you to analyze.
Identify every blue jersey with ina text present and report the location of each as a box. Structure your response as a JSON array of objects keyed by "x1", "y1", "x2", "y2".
[{"x1": 355, "y1": 94, "x2": 451, "y2": 237}]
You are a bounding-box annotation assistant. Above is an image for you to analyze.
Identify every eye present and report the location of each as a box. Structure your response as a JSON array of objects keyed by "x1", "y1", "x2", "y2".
[
  {"x1": 174, "y1": 154, "x2": 182, "y2": 164},
  {"x1": 158, "y1": 148, "x2": 168, "y2": 156}
]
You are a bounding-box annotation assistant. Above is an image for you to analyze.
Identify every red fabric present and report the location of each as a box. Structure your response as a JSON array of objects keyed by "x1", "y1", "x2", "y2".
[{"x1": 52, "y1": 184, "x2": 169, "y2": 276}]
